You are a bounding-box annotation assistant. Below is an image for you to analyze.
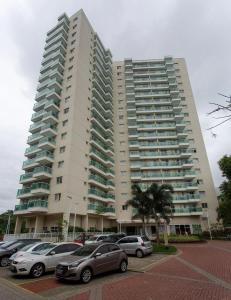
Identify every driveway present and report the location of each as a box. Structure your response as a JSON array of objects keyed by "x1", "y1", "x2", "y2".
[{"x1": 1, "y1": 241, "x2": 231, "y2": 299}]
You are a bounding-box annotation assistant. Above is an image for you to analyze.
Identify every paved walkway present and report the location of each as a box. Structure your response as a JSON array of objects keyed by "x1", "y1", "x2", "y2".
[{"x1": 1, "y1": 241, "x2": 231, "y2": 299}]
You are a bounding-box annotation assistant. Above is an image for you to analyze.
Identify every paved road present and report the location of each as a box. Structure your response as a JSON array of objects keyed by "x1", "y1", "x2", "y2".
[{"x1": 1, "y1": 241, "x2": 231, "y2": 299}]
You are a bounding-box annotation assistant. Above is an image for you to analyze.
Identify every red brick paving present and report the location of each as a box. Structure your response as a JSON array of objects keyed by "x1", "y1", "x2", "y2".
[
  {"x1": 179, "y1": 244, "x2": 231, "y2": 284},
  {"x1": 19, "y1": 278, "x2": 60, "y2": 293},
  {"x1": 149, "y1": 257, "x2": 210, "y2": 281},
  {"x1": 102, "y1": 272, "x2": 231, "y2": 300},
  {"x1": 65, "y1": 291, "x2": 90, "y2": 300}
]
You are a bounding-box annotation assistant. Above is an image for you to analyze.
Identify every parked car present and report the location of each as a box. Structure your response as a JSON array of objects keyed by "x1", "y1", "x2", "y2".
[
  {"x1": 101, "y1": 233, "x2": 126, "y2": 243},
  {"x1": 10, "y1": 242, "x2": 53, "y2": 262},
  {"x1": 117, "y1": 236, "x2": 152, "y2": 258},
  {"x1": 85, "y1": 234, "x2": 111, "y2": 244},
  {"x1": 55, "y1": 243, "x2": 128, "y2": 283},
  {"x1": 0, "y1": 242, "x2": 5, "y2": 247},
  {"x1": 0, "y1": 239, "x2": 41, "y2": 267},
  {"x1": 10, "y1": 242, "x2": 82, "y2": 278}
]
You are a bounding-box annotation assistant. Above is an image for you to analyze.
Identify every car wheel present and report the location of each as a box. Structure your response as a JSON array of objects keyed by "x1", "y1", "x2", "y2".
[
  {"x1": 119, "y1": 260, "x2": 127, "y2": 273},
  {"x1": 30, "y1": 263, "x2": 45, "y2": 278},
  {"x1": 0, "y1": 257, "x2": 10, "y2": 267},
  {"x1": 80, "y1": 268, "x2": 92, "y2": 284},
  {"x1": 136, "y1": 249, "x2": 144, "y2": 258}
]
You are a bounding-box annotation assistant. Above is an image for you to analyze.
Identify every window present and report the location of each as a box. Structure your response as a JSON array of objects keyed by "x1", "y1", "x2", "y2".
[
  {"x1": 63, "y1": 120, "x2": 68, "y2": 127},
  {"x1": 202, "y1": 202, "x2": 208, "y2": 208},
  {"x1": 71, "y1": 40, "x2": 76, "y2": 45},
  {"x1": 121, "y1": 181, "x2": 127, "y2": 184},
  {"x1": 58, "y1": 161, "x2": 64, "y2": 168},
  {"x1": 197, "y1": 179, "x2": 203, "y2": 184},
  {"x1": 117, "y1": 66, "x2": 122, "y2": 70},
  {"x1": 117, "y1": 72, "x2": 122, "y2": 76},
  {"x1": 199, "y1": 191, "x2": 206, "y2": 196},
  {"x1": 120, "y1": 141, "x2": 125, "y2": 145},
  {"x1": 64, "y1": 108, "x2": 69, "y2": 114},
  {"x1": 61, "y1": 132, "x2": 67, "y2": 140},
  {"x1": 57, "y1": 176, "x2": 63, "y2": 184},
  {"x1": 65, "y1": 96, "x2": 70, "y2": 103},
  {"x1": 128, "y1": 237, "x2": 138, "y2": 243},
  {"x1": 69, "y1": 56, "x2": 74, "y2": 62},
  {"x1": 72, "y1": 32, "x2": 76, "y2": 37},
  {"x1": 60, "y1": 146, "x2": 66, "y2": 153},
  {"x1": 73, "y1": 17, "x2": 78, "y2": 21},
  {"x1": 121, "y1": 171, "x2": 126, "y2": 175},
  {"x1": 53, "y1": 244, "x2": 71, "y2": 254},
  {"x1": 109, "y1": 244, "x2": 120, "y2": 252},
  {"x1": 73, "y1": 24, "x2": 77, "y2": 29},
  {"x1": 120, "y1": 160, "x2": 127, "y2": 164},
  {"x1": 122, "y1": 205, "x2": 128, "y2": 210},
  {"x1": 68, "y1": 66, "x2": 73, "y2": 71},
  {"x1": 66, "y1": 85, "x2": 71, "y2": 91},
  {"x1": 98, "y1": 245, "x2": 109, "y2": 254},
  {"x1": 67, "y1": 75, "x2": 72, "y2": 81},
  {"x1": 119, "y1": 115, "x2": 124, "y2": 120},
  {"x1": 55, "y1": 193, "x2": 61, "y2": 201}
]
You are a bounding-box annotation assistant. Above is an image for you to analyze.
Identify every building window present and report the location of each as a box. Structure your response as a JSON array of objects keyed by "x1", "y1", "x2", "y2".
[
  {"x1": 56, "y1": 176, "x2": 63, "y2": 184},
  {"x1": 202, "y1": 202, "x2": 208, "y2": 208},
  {"x1": 121, "y1": 171, "x2": 126, "y2": 175},
  {"x1": 197, "y1": 179, "x2": 203, "y2": 184},
  {"x1": 69, "y1": 56, "x2": 74, "y2": 62},
  {"x1": 60, "y1": 146, "x2": 66, "y2": 153},
  {"x1": 64, "y1": 108, "x2": 69, "y2": 114},
  {"x1": 55, "y1": 193, "x2": 61, "y2": 201},
  {"x1": 63, "y1": 120, "x2": 68, "y2": 127},
  {"x1": 68, "y1": 66, "x2": 73, "y2": 71},
  {"x1": 71, "y1": 40, "x2": 76, "y2": 45},
  {"x1": 122, "y1": 205, "x2": 128, "y2": 210},
  {"x1": 67, "y1": 75, "x2": 72, "y2": 81},
  {"x1": 72, "y1": 32, "x2": 76, "y2": 37},
  {"x1": 119, "y1": 115, "x2": 124, "y2": 120},
  {"x1": 73, "y1": 24, "x2": 77, "y2": 29},
  {"x1": 61, "y1": 132, "x2": 67, "y2": 139},
  {"x1": 66, "y1": 85, "x2": 71, "y2": 91},
  {"x1": 73, "y1": 17, "x2": 78, "y2": 21},
  {"x1": 58, "y1": 161, "x2": 64, "y2": 168},
  {"x1": 65, "y1": 96, "x2": 70, "y2": 103}
]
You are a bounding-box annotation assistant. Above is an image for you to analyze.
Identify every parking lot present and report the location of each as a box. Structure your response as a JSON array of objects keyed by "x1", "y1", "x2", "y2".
[{"x1": 0, "y1": 253, "x2": 167, "y2": 300}]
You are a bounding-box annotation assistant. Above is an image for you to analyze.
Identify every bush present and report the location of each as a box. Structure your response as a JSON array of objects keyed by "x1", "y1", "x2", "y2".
[
  {"x1": 153, "y1": 244, "x2": 177, "y2": 254},
  {"x1": 159, "y1": 234, "x2": 205, "y2": 243},
  {"x1": 201, "y1": 228, "x2": 231, "y2": 240}
]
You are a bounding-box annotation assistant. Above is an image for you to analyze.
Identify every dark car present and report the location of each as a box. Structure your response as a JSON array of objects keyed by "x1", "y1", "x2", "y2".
[
  {"x1": 0, "y1": 239, "x2": 40, "y2": 267},
  {"x1": 101, "y1": 233, "x2": 126, "y2": 243},
  {"x1": 56, "y1": 243, "x2": 128, "y2": 283}
]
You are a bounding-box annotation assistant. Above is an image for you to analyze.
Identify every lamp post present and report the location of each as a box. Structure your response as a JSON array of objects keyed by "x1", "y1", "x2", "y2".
[{"x1": 73, "y1": 202, "x2": 79, "y2": 240}]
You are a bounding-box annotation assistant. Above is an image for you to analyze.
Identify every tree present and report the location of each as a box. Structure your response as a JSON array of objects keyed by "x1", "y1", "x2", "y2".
[
  {"x1": 147, "y1": 183, "x2": 174, "y2": 245},
  {"x1": 126, "y1": 184, "x2": 151, "y2": 235},
  {"x1": 217, "y1": 155, "x2": 231, "y2": 226},
  {"x1": 0, "y1": 210, "x2": 16, "y2": 236}
]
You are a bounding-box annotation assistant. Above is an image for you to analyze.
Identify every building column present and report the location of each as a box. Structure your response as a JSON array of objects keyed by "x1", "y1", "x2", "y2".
[
  {"x1": 14, "y1": 216, "x2": 23, "y2": 234},
  {"x1": 34, "y1": 216, "x2": 44, "y2": 234},
  {"x1": 63, "y1": 212, "x2": 70, "y2": 241},
  {"x1": 82, "y1": 214, "x2": 88, "y2": 232},
  {"x1": 99, "y1": 216, "x2": 104, "y2": 232}
]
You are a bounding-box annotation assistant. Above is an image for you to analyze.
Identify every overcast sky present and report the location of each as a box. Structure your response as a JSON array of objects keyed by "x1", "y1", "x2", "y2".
[{"x1": 0, "y1": 0, "x2": 230, "y2": 213}]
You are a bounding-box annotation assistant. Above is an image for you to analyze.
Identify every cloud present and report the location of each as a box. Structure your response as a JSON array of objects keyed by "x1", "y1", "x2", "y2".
[{"x1": 0, "y1": 0, "x2": 230, "y2": 213}]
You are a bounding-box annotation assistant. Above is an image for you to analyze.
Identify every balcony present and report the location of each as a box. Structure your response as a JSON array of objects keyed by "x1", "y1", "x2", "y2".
[
  {"x1": 29, "y1": 121, "x2": 44, "y2": 134},
  {"x1": 17, "y1": 188, "x2": 32, "y2": 199},
  {"x1": 44, "y1": 99, "x2": 60, "y2": 112},
  {"x1": 172, "y1": 207, "x2": 203, "y2": 216},
  {"x1": 89, "y1": 174, "x2": 114, "y2": 191},
  {"x1": 14, "y1": 199, "x2": 48, "y2": 214},
  {"x1": 33, "y1": 99, "x2": 47, "y2": 112},
  {"x1": 19, "y1": 172, "x2": 36, "y2": 184},
  {"x1": 33, "y1": 166, "x2": 52, "y2": 180},
  {"x1": 42, "y1": 111, "x2": 59, "y2": 124},
  {"x1": 35, "y1": 150, "x2": 54, "y2": 164},
  {"x1": 40, "y1": 124, "x2": 57, "y2": 137},
  {"x1": 27, "y1": 133, "x2": 41, "y2": 145},
  {"x1": 38, "y1": 137, "x2": 56, "y2": 150},
  {"x1": 31, "y1": 111, "x2": 45, "y2": 122},
  {"x1": 22, "y1": 158, "x2": 39, "y2": 170},
  {"x1": 31, "y1": 182, "x2": 50, "y2": 196},
  {"x1": 172, "y1": 194, "x2": 200, "y2": 204},
  {"x1": 88, "y1": 188, "x2": 115, "y2": 203},
  {"x1": 25, "y1": 145, "x2": 40, "y2": 157},
  {"x1": 87, "y1": 203, "x2": 115, "y2": 216}
]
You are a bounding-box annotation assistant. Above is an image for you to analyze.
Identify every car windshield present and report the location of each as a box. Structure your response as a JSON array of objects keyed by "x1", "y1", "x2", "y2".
[
  {"x1": 87, "y1": 236, "x2": 98, "y2": 241},
  {"x1": 20, "y1": 244, "x2": 35, "y2": 252},
  {"x1": 6, "y1": 242, "x2": 23, "y2": 250},
  {"x1": 1, "y1": 241, "x2": 15, "y2": 249},
  {"x1": 31, "y1": 244, "x2": 55, "y2": 255},
  {"x1": 72, "y1": 244, "x2": 98, "y2": 256}
]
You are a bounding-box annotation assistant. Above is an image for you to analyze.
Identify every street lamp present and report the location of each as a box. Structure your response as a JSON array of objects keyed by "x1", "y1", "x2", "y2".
[{"x1": 66, "y1": 196, "x2": 79, "y2": 241}]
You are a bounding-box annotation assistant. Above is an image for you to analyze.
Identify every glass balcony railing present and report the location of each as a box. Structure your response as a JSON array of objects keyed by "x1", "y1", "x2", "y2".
[
  {"x1": 17, "y1": 188, "x2": 31, "y2": 197},
  {"x1": 173, "y1": 194, "x2": 200, "y2": 201},
  {"x1": 31, "y1": 182, "x2": 50, "y2": 190},
  {"x1": 33, "y1": 166, "x2": 52, "y2": 174},
  {"x1": 36, "y1": 150, "x2": 54, "y2": 160},
  {"x1": 88, "y1": 188, "x2": 115, "y2": 200},
  {"x1": 22, "y1": 158, "x2": 37, "y2": 168},
  {"x1": 15, "y1": 199, "x2": 48, "y2": 211},
  {"x1": 87, "y1": 203, "x2": 115, "y2": 213},
  {"x1": 25, "y1": 145, "x2": 39, "y2": 155},
  {"x1": 173, "y1": 207, "x2": 202, "y2": 214},
  {"x1": 20, "y1": 173, "x2": 33, "y2": 182}
]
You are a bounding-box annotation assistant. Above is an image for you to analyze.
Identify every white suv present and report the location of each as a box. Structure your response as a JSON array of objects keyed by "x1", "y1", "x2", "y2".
[{"x1": 10, "y1": 242, "x2": 81, "y2": 278}]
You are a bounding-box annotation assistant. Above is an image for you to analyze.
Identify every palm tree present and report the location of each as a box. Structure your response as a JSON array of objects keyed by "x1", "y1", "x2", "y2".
[
  {"x1": 147, "y1": 183, "x2": 174, "y2": 245},
  {"x1": 126, "y1": 184, "x2": 151, "y2": 235}
]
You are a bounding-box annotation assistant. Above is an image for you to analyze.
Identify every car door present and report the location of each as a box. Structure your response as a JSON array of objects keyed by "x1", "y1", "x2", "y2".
[
  {"x1": 117, "y1": 237, "x2": 130, "y2": 253},
  {"x1": 46, "y1": 244, "x2": 78, "y2": 270},
  {"x1": 107, "y1": 244, "x2": 122, "y2": 270},
  {"x1": 92, "y1": 245, "x2": 111, "y2": 275}
]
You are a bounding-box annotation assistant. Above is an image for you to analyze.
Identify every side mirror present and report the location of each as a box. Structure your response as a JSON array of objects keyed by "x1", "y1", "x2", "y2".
[
  {"x1": 50, "y1": 251, "x2": 56, "y2": 256},
  {"x1": 94, "y1": 252, "x2": 102, "y2": 258}
]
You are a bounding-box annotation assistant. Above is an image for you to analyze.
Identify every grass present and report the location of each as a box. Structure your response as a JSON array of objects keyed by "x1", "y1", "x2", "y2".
[{"x1": 153, "y1": 244, "x2": 177, "y2": 254}]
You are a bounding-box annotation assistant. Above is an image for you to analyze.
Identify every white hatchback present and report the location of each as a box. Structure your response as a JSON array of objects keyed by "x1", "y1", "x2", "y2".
[{"x1": 10, "y1": 242, "x2": 81, "y2": 278}]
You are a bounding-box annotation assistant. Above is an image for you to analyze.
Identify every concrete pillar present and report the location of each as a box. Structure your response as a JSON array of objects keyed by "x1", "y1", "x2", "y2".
[
  {"x1": 82, "y1": 214, "x2": 89, "y2": 232},
  {"x1": 14, "y1": 216, "x2": 23, "y2": 234},
  {"x1": 99, "y1": 216, "x2": 104, "y2": 232},
  {"x1": 34, "y1": 216, "x2": 44, "y2": 234},
  {"x1": 63, "y1": 212, "x2": 70, "y2": 241}
]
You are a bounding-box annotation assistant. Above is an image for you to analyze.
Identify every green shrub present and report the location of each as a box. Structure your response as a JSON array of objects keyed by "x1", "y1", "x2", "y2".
[{"x1": 153, "y1": 244, "x2": 177, "y2": 254}]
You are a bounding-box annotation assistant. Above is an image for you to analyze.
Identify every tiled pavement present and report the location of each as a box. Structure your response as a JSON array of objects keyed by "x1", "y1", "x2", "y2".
[{"x1": 1, "y1": 241, "x2": 231, "y2": 299}]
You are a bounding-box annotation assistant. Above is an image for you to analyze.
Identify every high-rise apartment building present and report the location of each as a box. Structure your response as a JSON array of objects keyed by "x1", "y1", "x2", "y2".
[{"x1": 14, "y1": 9, "x2": 218, "y2": 236}]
